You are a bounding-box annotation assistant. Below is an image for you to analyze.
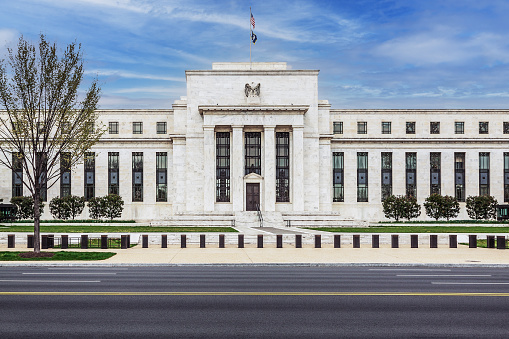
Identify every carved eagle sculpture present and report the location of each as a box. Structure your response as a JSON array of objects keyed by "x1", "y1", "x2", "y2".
[{"x1": 245, "y1": 83, "x2": 261, "y2": 97}]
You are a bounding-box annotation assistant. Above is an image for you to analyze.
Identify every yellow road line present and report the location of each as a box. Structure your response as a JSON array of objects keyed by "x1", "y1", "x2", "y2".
[{"x1": 1, "y1": 291, "x2": 509, "y2": 296}]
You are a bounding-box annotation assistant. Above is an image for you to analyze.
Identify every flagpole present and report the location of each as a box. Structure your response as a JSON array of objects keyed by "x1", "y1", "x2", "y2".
[{"x1": 249, "y1": 7, "x2": 252, "y2": 69}]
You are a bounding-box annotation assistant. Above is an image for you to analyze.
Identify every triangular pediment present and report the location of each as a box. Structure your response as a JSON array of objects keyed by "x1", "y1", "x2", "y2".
[{"x1": 244, "y1": 172, "x2": 263, "y2": 180}]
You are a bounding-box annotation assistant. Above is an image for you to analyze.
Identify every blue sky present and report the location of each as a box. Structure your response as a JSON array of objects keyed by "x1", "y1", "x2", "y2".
[{"x1": 1, "y1": 0, "x2": 509, "y2": 109}]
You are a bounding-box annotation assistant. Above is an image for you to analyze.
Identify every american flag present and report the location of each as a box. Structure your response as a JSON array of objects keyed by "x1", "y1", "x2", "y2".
[{"x1": 250, "y1": 13, "x2": 255, "y2": 29}]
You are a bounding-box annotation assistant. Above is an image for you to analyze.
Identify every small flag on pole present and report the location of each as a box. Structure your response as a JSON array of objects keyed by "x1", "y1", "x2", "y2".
[
  {"x1": 250, "y1": 13, "x2": 255, "y2": 29},
  {"x1": 251, "y1": 31, "x2": 257, "y2": 44}
]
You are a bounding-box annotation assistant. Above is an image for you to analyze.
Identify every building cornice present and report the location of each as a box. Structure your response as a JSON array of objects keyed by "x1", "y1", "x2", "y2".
[
  {"x1": 199, "y1": 105, "x2": 309, "y2": 115},
  {"x1": 332, "y1": 138, "x2": 509, "y2": 144}
]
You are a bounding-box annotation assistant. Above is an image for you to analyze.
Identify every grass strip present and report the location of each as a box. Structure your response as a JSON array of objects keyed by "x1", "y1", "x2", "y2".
[
  {"x1": 459, "y1": 239, "x2": 509, "y2": 249},
  {"x1": 10, "y1": 219, "x2": 136, "y2": 223},
  {"x1": 0, "y1": 226, "x2": 237, "y2": 233},
  {"x1": 307, "y1": 226, "x2": 509, "y2": 233},
  {"x1": 379, "y1": 220, "x2": 509, "y2": 224},
  {"x1": 0, "y1": 251, "x2": 116, "y2": 261}
]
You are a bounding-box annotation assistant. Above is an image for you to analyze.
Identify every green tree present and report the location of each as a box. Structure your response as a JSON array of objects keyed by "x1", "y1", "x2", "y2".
[
  {"x1": 383, "y1": 195, "x2": 421, "y2": 221},
  {"x1": 402, "y1": 195, "x2": 421, "y2": 220},
  {"x1": 10, "y1": 196, "x2": 45, "y2": 220},
  {"x1": 87, "y1": 197, "x2": 102, "y2": 220},
  {"x1": 424, "y1": 194, "x2": 460, "y2": 221},
  {"x1": 49, "y1": 195, "x2": 85, "y2": 220},
  {"x1": 0, "y1": 35, "x2": 103, "y2": 253},
  {"x1": 466, "y1": 195, "x2": 497, "y2": 220},
  {"x1": 101, "y1": 194, "x2": 124, "y2": 220},
  {"x1": 442, "y1": 195, "x2": 460, "y2": 221},
  {"x1": 49, "y1": 196, "x2": 69, "y2": 220},
  {"x1": 65, "y1": 195, "x2": 85, "y2": 220}
]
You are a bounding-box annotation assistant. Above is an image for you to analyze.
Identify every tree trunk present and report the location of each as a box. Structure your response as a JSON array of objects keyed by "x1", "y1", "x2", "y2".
[{"x1": 33, "y1": 190, "x2": 41, "y2": 254}]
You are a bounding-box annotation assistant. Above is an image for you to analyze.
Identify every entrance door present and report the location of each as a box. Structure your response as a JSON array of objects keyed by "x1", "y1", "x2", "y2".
[{"x1": 246, "y1": 183, "x2": 260, "y2": 211}]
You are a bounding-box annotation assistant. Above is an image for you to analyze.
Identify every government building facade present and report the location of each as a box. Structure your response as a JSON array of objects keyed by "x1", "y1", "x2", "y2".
[{"x1": 2, "y1": 62, "x2": 509, "y2": 225}]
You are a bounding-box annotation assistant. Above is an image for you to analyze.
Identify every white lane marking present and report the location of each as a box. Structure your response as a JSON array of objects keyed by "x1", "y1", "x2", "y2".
[
  {"x1": 22, "y1": 273, "x2": 116, "y2": 275},
  {"x1": 0, "y1": 280, "x2": 101, "y2": 283},
  {"x1": 432, "y1": 282, "x2": 509, "y2": 285},
  {"x1": 369, "y1": 269, "x2": 452, "y2": 271},
  {"x1": 397, "y1": 274, "x2": 491, "y2": 277},
  {"x1": 47, "y1": 268, "x2": 128, "y2": 270}
]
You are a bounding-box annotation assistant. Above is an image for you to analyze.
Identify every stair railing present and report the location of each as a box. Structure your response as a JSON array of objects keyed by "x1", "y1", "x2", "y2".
[{"x1": 256, "y1": 203, "x2": 263, "y2": 228}]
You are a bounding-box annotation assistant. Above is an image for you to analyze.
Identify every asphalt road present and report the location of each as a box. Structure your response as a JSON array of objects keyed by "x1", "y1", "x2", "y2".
[{"x1": 1, "y1": 266, "x2": 509, "y2": 337}]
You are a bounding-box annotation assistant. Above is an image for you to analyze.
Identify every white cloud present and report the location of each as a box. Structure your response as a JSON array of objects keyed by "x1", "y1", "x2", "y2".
[
  {"x1": 0, "y1": 29, "x2": 18, "y2": 56},
  {"x1": 85, "y1": 69, "x2": 185, "y2": 82}
]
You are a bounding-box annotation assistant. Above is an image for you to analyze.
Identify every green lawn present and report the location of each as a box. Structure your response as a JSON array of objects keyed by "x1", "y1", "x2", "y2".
[
  {"x1": 307, "y1": 226, "x2": 509, "y2": 233},
  {"x1": 0, "y1": 226, "x2": 238, "y2": 233},
  {"x1": 0, "y1": 251, "x2": 116, "y2": 261}
]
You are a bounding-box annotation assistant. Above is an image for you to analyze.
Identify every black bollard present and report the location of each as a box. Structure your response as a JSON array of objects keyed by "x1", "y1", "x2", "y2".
[
  {"x1": 391, "y1": 234, "x2": 399, "y2": 248},
  {"x1": 469, "y1": 235, "x2": 477, "y2": 248},
  {"x1": 27, "y1": 235, "x2": 33, "y2": 248},
  {"x1": 181, "y1": 234, "x2": 186, "y2": 248},
  {"x1": 277, "y1": 234, "x2": 283, "y2": 248},
  {"x1": 101, "y1": 235, "x2": 108, "y2": 249},
  {"x1": 411, "y1": 235, "x2": 418, "y2": 248},
  {"x1": 7, "y1": 234, "x2": 15, "y2": 248},
  {"x1": 61, "y1": 235, "x2": 68, "y2": 249},
  {"x1": 121, "y1": 235, "x2": 128, "y2": 249},
  {"x1": 142, "y1": 234, "x2": 148, "y2": 248},
  {"x1": 161, "y1": 235, "x2": 167, "y2": 248},
  {"x1": 238, "y1": 234, "x2": 244, "y2": 248},
  {"x1": 449, "y1": 235, "x2": 457, "y2": 248},
  {"x1": 315, "y1": 235, "x2": 321, "y2": 248},
  {"x1": 295, "y1": 234, "x2": 302, "y2": 248},
  {"x1": 257, "y1": 234, "x2": 263, "y2": 248},
  {"x1": 430, "y1": 235, "x2": 438, "y2": 248},
  {"x1": 334, "y1": 234, "x2": 341, "y2": 248},
  {"x1": 372, "y1": 235, "x2": 379, "y2": 248},
  {"x1": 353, "y1": 235, "x2": 360, "y2": 248},
  {"x1": 41, "y1": 235, "x2": 48, "y2": 249},
  {"x1": 497, "y1": 236, "x2": 506, "y2": 250},
  {"x1": 200, "y1": 234, "x2": 206, "y2": 248},
  {"x1": 81, "y1": 235, "x2": 88, "y2": 249},
  {"x1": 487, "y1": 236, "x2": 495, "y2": 248},
  {"x1": 48, "y1": 234, "x2": 54, "y2": 248},
  {"x1": 127, "y1": 235, "x2": 131, "y2": 248},
  {"x1": 219, "y1": 234, "x2": 225, "y2": 248}
]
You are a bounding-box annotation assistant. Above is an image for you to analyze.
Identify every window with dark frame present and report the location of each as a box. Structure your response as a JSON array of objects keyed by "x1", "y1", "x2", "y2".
[
  {"x1": 60, "y1": 152, "x2": 71, "y2": 198},
  {"x1": 504, "y1": 153, "x2": 509, "y2": 202},
  {"x1": 216, "y1": 132, "x2": 230, "y2": 202},
  {"x1": 455, "y1": 122, "x2": 464, "y2": 134},
  {"x1": 357, "y1": 152, "x2": 368, "y2": 202},
  {"x1": 109, "y1": 122, "x2": 119, "y2": 134},
  {"x1": 157, "y1": 122, "x2": 167, "y2": 134},
  {"x1": 333, "y1": 122, "x2": 343, "y2": 134},
  {"x1": 333, "y1": 152, "x2": 344, "y2": 202},
  {"x1": 406, "y1": 152, "x2": 417, "y2": 197},
  {"x1": 430, "y1": 152, "x2": 441, "y2": 195},
  {"x1": 357, "y1": 122, "x2": 367, "y2": 134},
  {"x1": 406, "y1": 122, "x2": 415, "y2": 134},
  {"x1": 276, "y1": 132, "x2": 290, "y2": 202},
  {"x1": 84, "y1": 152, "x2": 95, "y2": 201},
  {"x1": 381, "y1": 122, "x2": 391, "y2": 134},
  {"x1": 455, "y1": 153, "x2": 465, "y2": 202},
  {"x1": 245, "y1": 132, "x2": 261, "y2": 175},
  {"x1": 381, "y1": 152, "x2": 392, "y2": 201},
  {"x1": 133, "y1": 122, "x2": 143, "y2": 134},
  {"x1": 12, "y1": 152, "x2": 23, "y2": 197},
  {"x1": 479, "y1": 122, "x2": 489, "y2": 134},
  {"x1": 156, "y1": 152, "x2": 167, "y2": 202},
  {"x1": 479, "y1": 152, "x2": 490, "y2": 196},
  {"x1": 430, "y1": 122, "x2": 440, "y2": 134},
  {"x1": 132, "y1": 152, "x2": 143, "y2": 202},
  {"x1": 108, "y1": 152, "x2": 119, "y2": 195},
  {"x1": 504, "y1": 122, "x2": 509, "y2": 134}
]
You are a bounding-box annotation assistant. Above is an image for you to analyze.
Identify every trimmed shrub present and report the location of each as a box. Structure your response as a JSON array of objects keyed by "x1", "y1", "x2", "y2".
[
  {"x1": 466, "y1": 195, "x2": 497, "y2": 220},
  {"x1": 10, "y1": 196, "x2": 45, "y2": 220},
  {"x1": 87, "y1": 195, "x2": 124, "y2": 220},
  {"x1": 65, "y1": 196, "x2": 86, "y2": 220},
  {"x1": 50, "y1": 196, "x2": 85, "y2": 220},
  {"x1": 383, "y1": 195, "x2": 421, "y2": 221},
  {"x1": 87, "y1": 197, "x2": 103, "y2": 220},
  {"x1": 424, "y1": 194, "x2": 460, "y2": 221},
  {"x1": 49, "y1": 197, "x2": 69, "y2": 220}
]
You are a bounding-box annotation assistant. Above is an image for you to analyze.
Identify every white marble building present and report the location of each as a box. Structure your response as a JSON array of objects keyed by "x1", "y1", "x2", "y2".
[{"x1": 2, "y1": 62, "x2": 509, "y2": 224}]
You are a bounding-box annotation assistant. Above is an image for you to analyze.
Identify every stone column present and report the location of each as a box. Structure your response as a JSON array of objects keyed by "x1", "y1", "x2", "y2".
[
  {"x1": 293, "y1": 126, "x2": 304, "y2": 211},
  {"x1": 232, "y1": 126, "x2": 244, "y2": 211},
  {"x1": 203, "y1": 126, "x2": 215, "y2": 212},
  {"x1": 172, "y1": 136, "x2": 186, "y2": 214},
  {"x1": 319, "y1": 137, "x2": 332, "y2": 211},
  {"x1": 264, "y1": 126, "x2": 276, "y2": 211}
]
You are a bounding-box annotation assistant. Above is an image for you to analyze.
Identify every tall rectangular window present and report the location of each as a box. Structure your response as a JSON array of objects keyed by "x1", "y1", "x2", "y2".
[
  {"x1": 133, "y1": 122, "x2": 143, "y2": 134},
  {"x1": 357, "y1": 122, "x2": 367, "y2": 134},
  {"x1": 132, "y1": 152, "x2": 143, "y2": 202},
  {"x1": 504, "y1": 153, "x2": 509, "y2": 202},
  {"x1": 245, "y1": 132, "x2": 261, "y2": 175},
  {"x1": 381, "y1": 122, "x2": 391, "y2": 134},
  {"x1": 357, "y1": 152, "x2": 368, "y2": 202},
  {"x1": 406, "y1": 152, "x2": 417, "y2": 197},
  {"x1": 60, "y1": 152, "x2": 71, "y2": 198},
  {"x1": 216, "y1": 132, "x2": 230, "y2": 202},
  {"x1": 381, "y1": 152, "x2": 392, "y2": 201},
  {"x1": 156, "y1": 152, "x2": 168, "y2": 202},
  {"x1": 479, "y1": 152, "x2": 490, "y2": 196},
  {"x1": 36, "y1": 152, "x2": 47, "y2": 202},
  {"x1": 333, "y1": 152, "x2": 344, "y2": 202},
  {"x1": 333, "y1": 122, "x2": 343, "y2": 134},
  {"x1": 157, "y1": 122, "x2": 167, "y2": 134},
  {"x1": 455, "y1": 122, "x2": 464, "y2": 134},
  {"x1": 84, "y1": 152, "x2": 95, "y2": 201},
  {"x1": 12, "y1": 152, "x2": 23, "y2": 197},
  {"x1": 276, "y1": 132, "x2": 290, "y2": 202},
  {"x1": 430, "y1": 152, "x2": 441, "y2": 195},
  {"x1": 109, "y1": 122, "x2": 119, "y2": 134},
  {"x1": 430, "y1": 122, "x2": 440, "y2": 134},
  {"x1": 455, "y1": 152, "x2": 465, "y2": 202},
  {"x1": 108, "y1": 152, "x2": 119, "y2": 195}
]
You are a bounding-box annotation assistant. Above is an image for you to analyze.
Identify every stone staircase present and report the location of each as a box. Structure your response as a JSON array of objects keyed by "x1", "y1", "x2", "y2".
[
  {"x1": 149, "y1": 212, "x2": 235, "y2": 227},
  {"x1": 282, "y1": 212, "x2": 367, "y2": 228},
  {"x1": 234, "y1": 211, "x2": 285, "y2": 228}
]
